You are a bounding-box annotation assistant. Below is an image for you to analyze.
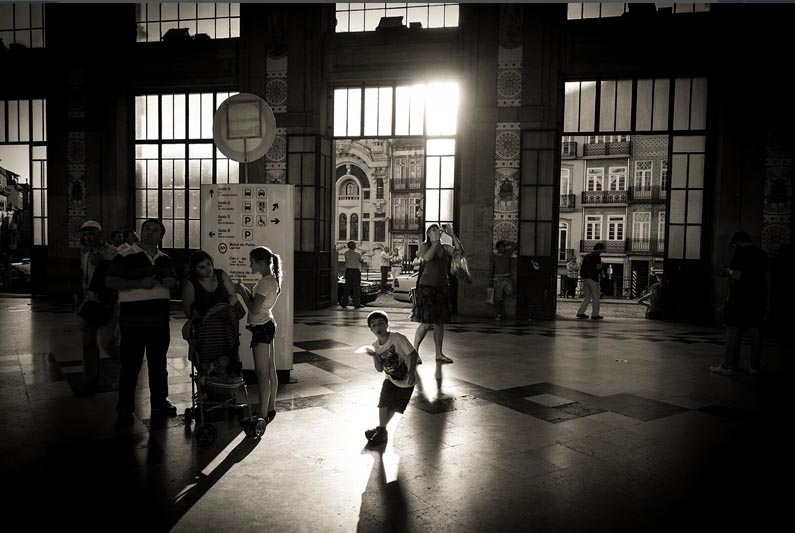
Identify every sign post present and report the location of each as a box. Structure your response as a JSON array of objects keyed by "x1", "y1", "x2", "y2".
[
  {"x1": 201, "y1": 184, "x2": 294, "y2": 377},
  {"x1": 209, "y1": 94, "x2": 293, "y2": 379}
]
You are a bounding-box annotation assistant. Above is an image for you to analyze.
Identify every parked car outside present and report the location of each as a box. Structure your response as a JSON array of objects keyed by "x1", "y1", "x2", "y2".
[
  {"x1": 391, "y1": 272, "x2": 418, "y2": 303},
  {"x1": 337, "y1": 274, "x2": 380, "y2": 306}
]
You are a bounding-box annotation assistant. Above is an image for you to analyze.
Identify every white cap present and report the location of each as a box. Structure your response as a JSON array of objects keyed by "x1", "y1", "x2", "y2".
[{"x1": 79, "y1": 220, "x2": 102, "y2": 232}]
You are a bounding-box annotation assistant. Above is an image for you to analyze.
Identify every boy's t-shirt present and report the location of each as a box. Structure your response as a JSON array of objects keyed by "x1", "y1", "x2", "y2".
[{"x1": 372, "y1": 331, "x2": 417, "y2": 388}]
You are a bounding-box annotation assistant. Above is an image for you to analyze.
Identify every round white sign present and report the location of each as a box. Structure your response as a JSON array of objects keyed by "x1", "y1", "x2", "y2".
[{"x1": 213, "y1": 93, "x2": 276, "y2": 163}]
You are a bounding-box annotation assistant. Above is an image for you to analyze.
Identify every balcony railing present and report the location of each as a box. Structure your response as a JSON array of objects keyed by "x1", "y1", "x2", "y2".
[
  {"x1": 583, "y1": 141, "x2": 631, "y2": 158},
  {"x1": 627, "y1": 238, "x2": 665, "y2": 254},
  {"x1": 629, "y1": 185, "x2": 666, "y2": 202},
  {"x1": 581, "y1": 190, "x2": 628, "y2": 204},
  {"x1": 339, "y1": 195, "x2": 360, "y2": 201},
  {"x1": 560, "y1": 193, "x2": 576, "y2": 210},
  {"x1": 561, "y1": 141, "x2": 578, "y2": 159},
  {"x1": 580, "y1": 239, "x2": 628, "y2": 254}
]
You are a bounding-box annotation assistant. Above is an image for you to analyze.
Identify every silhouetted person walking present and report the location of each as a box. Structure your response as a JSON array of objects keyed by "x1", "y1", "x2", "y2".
[
  {"x1": 711, "y1": 231, "x2": 769, "y2": 376},
  {"x1": 577, "y1": 242, "x2": 605, "y2": 320}
]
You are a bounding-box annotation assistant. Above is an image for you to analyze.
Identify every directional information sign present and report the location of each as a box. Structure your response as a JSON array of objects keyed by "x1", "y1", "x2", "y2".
[{"x1": 201, "y1": 184, "x2": 295, "y2": 373}]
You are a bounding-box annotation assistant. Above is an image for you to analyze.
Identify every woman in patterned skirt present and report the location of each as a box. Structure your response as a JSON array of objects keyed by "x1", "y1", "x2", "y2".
[{"x1": 411, "y1": 223, "x2": 464, "y2": 364}]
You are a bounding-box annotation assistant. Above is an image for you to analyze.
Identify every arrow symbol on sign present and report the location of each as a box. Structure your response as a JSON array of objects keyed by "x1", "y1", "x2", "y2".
[
  {"x1": 271, "y1": 218, "x2": 280, "y2": 224},
  {"x1": 209, "y1": 231, "x2": 216, "y2": 237},
  {"x1": 272, "y1": 203, "x2": 279, "y2": 211},
  {"x1": 209, "y1": 189, "x2": 214, "y2": 198}
]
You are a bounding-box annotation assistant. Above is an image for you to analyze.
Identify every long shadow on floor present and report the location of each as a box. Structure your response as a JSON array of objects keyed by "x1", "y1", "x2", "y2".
[{"x1": 357, "y1": 446, "x2": 408, "y2": 532}]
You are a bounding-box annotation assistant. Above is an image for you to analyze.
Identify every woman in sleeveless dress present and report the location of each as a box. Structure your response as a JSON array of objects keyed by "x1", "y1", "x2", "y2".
[{"x1": 411, "y1": 224, "x2": 464, "y2": 365}]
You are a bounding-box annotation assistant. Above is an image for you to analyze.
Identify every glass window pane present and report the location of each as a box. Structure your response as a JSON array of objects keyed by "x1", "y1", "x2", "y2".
[
  {"x1": 688, "y1": 154, "x2": 704, "y2": 188},
  {"x1": 406, "y1": 7, "x2": 426, "y2": 26},
  {"x1": 216, "y1": 18, "x2": 230, "y2": 39},
  {"x1": 445, "y1": 4, "x2": 459, "y2": 26},
  {"x1": 672, "y1": 135, "x2": 705, "y2": 153},
  {"x1": 616, "y1": 80, "x2": 632, "y2": 131},
  {"x1": 426, "y1": 82, "x2": 458, "y2": 136},
  {"x1": 364, "y1": 8, "x2": 382, "y2": 31},
  {"x1": 337, "y1": 11, "x2": 349, "y2": 32},
  {"x1": 136, "y1": 190, "x2": 146, "y2": 219},
  {"x1": 364, "y1": 88, "x2": 379, "y2": 136},
  {"x1": 302, "y1": 186, "x2": 316, "y2": 218},
  {"x1": 201, "y1": 93, "x2": 213, "y2": 138},
  {"x1": 426, "y1": 138, "x2": 454, "y2": 156},
  {"x1": 667, "y1": 225, "x2": 683, "y2": 259},
  {"x1": 147, "y1": 95, "x2": 159, "y2": 139},
  {"x1": 673, "y1": 78, "x2": 691, "y2": 131},
  {"x1": 521, "y1": 186, "x2": 537, "y2": 221},
  {"x1": 440, "y1": 190, "x2": 453, "y2": 221},
  {"x1": 522, "y1": 151, "x2": 538, "y2": 185},
  {"x1": 671, "y1": 154, "x2": 688, "y2": 188},
  {"x1": 162, "y1": 161, "x2": 173, "y2": 189},
  {"x1": 409, "y1": 85, "x2": 425, "y2": 135},
  {"x1": 538, "y1": 187, "x2": 553, "y2": 221},
  {"x1": 426, "y1": 157, "x2": 440, "y2": 188},
  {"x1": 691, "y1": 78, "x2": 708, "y2": 130},
  {"x1": 33, "y1": 219, "x2": 42, "y2": 245},
  {"x1": 229, "y1": 160, "x2": 239, "y2": 183},
  {"x1": 174, "y1": 189, "x2": 186, "y2": 218},
  {"x1": 147, "y1": 160, "x2": 159, "y2": 188},
  {"x1": 201, "y1": 160, "x2": 212, "y2": 184},
  {"x1": 189, "y1": 190, "x2": 200, "y2": 219},
  {"x1": 302, "y1": 220, "x2": 314, "y2": 252},
  {"x1": 189, "y1": 220, "x2": 200, "y2": 248},
  {"x1": 162, "y1": 190, "x2": 173, "y2": 218},
  {"x1": 428, "y1": 5, "x2": 444, "y2": 27},
  {"x1": 173, "y1": 220, "x2": 185, "y2": 248},
  {"x1": 33, "y1": 191, "x2": 41, "y2": 216},
  {"x1": 188, "y1": 94, "x2": 201, "y2": 138},
  {"x1": 147, "y1": 190, "x2": 159, "y2": 216},
  {"x1": 135, "y1": 95, "x2": 146, "y2": 137},
  {"x1": 440, "y1": 156, "x2": 454, "y2": 188},
  {"x1": 378, "y1": 87, "x2": 393, "y2": 136},
  {"x1": 520, "y1": 222, "x2": 535, "y2": 255},
  {"x1": 349, "y1": 9, "x2": 364, "y2": 32},
  {"x1": 687, "y1": 190, "x2": 702, "y2": 224},
  {"x1": 685, "y1": 225, "x2": 701, "y2": 260},
  {"x1": 347, "y1": 89, "x2": 361, "y2": 137},
  {"x1": 395, "y1": 86, "x2": 410, "y2": 135},
  {"x1": 579, "y1": 82, "x2": 596, "y2": 132},
  {"x1": 669, "y1": 190, "x2": 686, "y2": 224},
  {"x1": 599, "y1": 81, "x2": 616, "y2": 132},
  {"x1": 425, "y1": 189, "x2": 439, "y2": 221},
  {"x1": 161, "y1": 95, "x2": 173, "y2": 139},
  {"x1": 174, "y1": 159, "x2": 186, "y2": 187}
]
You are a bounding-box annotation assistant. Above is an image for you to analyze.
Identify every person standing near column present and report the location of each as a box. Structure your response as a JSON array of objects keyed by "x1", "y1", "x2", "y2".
[
  {"x1": 710, "y1": 231, "x2": 769, "y2": 376},
  {"x1": 341, "y1": 240, "x2": 364, "y2": 308},
  {"x1": 106, "y1": 219, "x2": 180, "y2": 425},
  {"x1": 565, "y1": 254, "x2": 580, "y2": 298},
  {"x1": 379, "y1": 246, "x2": 391, "y2": 294},
  {"x1": 576, "y1": 242, "x2": 605, "y2": 320},
  {"x1": 74, "y1": 220, "x2": 120, "y2": 396}
]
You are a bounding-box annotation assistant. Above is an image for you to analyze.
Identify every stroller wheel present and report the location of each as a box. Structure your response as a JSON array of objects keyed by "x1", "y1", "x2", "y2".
[
  {"x1": 195, "y1": 424, "x2": 217, "y2": 447},
  {"x1": 184, "y1": 408, "x2": 193, "y2": 427}
]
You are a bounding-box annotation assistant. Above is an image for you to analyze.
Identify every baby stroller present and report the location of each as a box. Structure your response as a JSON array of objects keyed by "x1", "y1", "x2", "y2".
[{"x1": 183, "y1": 302, "x2": 267, "y2": 446}]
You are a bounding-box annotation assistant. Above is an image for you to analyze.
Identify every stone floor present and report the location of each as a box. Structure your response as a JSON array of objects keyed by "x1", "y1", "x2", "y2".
[{"x1": 1, "y1": 295, "x2": 790, "y2": 532}]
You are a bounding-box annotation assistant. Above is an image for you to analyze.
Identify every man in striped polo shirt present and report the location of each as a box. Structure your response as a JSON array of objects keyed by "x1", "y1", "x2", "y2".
[{"x1": 106, "y1": 218, "x2": 179, "y2": 425}]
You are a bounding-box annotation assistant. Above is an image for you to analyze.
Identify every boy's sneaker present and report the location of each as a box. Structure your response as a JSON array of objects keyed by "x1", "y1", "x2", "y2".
[
  {"x1": 576, "y1": 313, "x2": 588, "y2": 319},
  {"x1": 591, "y1": 315, "x2": 604, "y2": 320},
  {"x1": 365, "y1": 426, "x2": 388, "y2": 445}
]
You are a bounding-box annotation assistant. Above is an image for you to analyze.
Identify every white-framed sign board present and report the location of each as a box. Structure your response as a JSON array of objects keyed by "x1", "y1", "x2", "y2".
[{"x1": 201, "y1": 183, "x2": 294, "y2": 372}]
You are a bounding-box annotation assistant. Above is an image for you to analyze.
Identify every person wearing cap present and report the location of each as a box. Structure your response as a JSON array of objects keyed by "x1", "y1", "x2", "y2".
[
  {"x1": 106, "y1": 218, "x2": 180, "y2": 424},
  {"x1": 710, "y1": 230, "x2": 769, "y2": 376},
  {"x1": 75, "y1": 220, "x2": 120, "y2": 396},
  {"x1": 341, "y1": 240, "x2": 364, "y2": 308}
]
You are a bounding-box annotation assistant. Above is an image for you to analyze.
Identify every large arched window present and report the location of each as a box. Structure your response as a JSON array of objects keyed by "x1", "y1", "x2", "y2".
[
  {"x1": 350, "y1": 213, "x2": 359, "y2": 241},
  {"x1": 339, "y1": 213, "x2": 347, "y2": 241}
]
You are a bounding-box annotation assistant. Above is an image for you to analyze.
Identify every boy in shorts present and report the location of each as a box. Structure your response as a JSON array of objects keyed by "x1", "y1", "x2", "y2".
[{"x1": 364, "y1": 311, "x2": 418, "y2": 445}]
